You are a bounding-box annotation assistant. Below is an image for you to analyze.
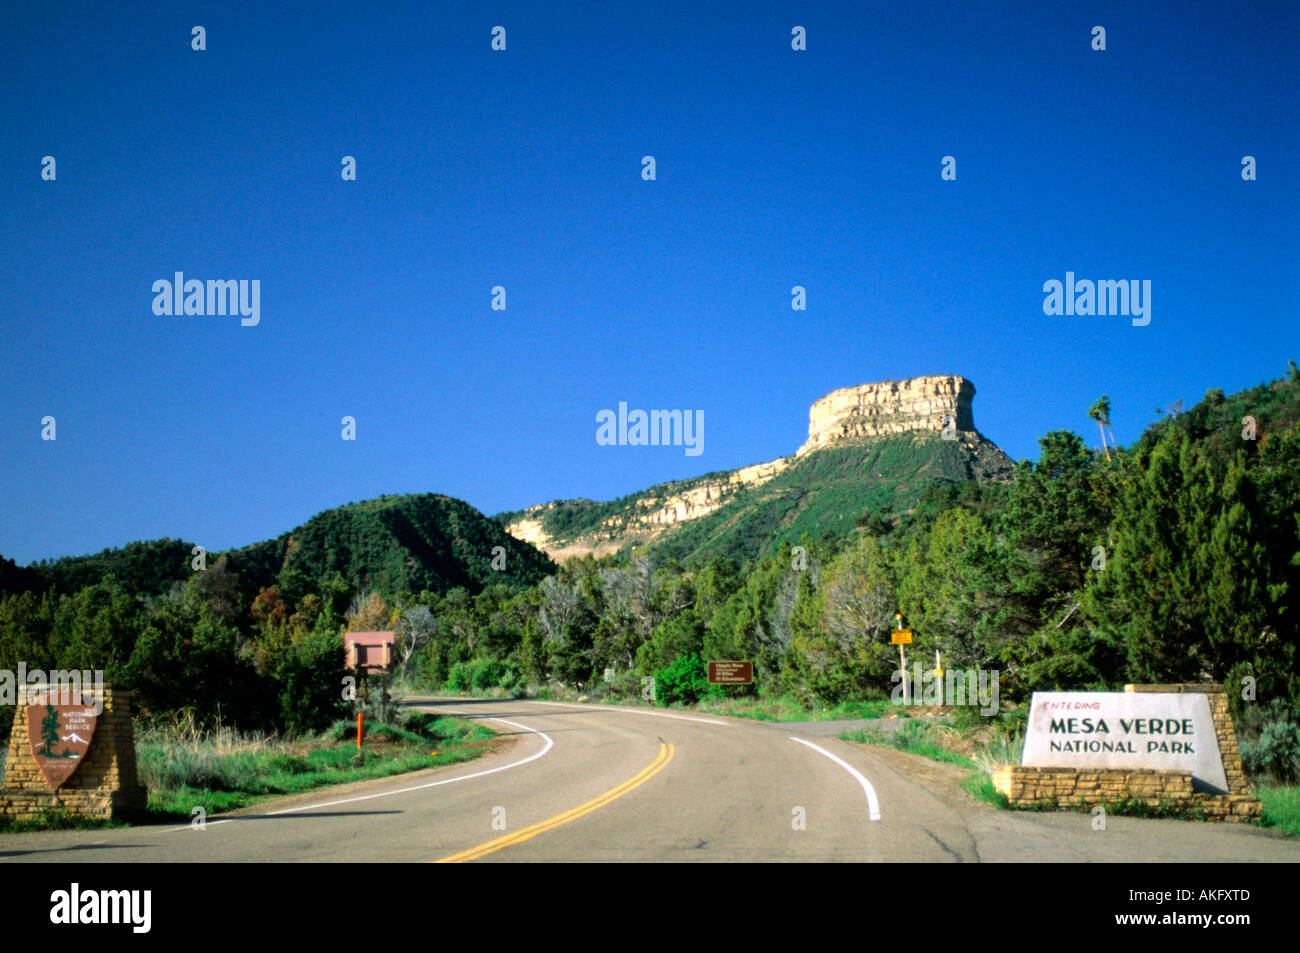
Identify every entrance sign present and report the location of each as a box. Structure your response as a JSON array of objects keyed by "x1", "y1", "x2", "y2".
[
  {"x1": 25, "y1": 693, "x2": 99, "y2": 789},
  {"x1": 2, "y1": 684, "x2": 146, "y2": 823},
  {"x1": 1022, "y1": 691, "x2": 1228, "y2": 794},
  {"x1": 708, "y1": 661, "x2": 753, "y2": 684}
]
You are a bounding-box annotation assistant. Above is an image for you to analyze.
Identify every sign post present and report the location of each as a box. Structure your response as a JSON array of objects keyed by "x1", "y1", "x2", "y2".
[
  {"x1": 707, "y1": 661, "x2": 754, "y2": 684},
  {"x1": 891, "y1": 612, "x2": 912, "y2": 705}
]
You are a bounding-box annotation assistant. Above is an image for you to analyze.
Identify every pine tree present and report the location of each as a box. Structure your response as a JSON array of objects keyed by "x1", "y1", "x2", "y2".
[{"x1": 39, "y1": 702, "x2": 60, "y2": 756}]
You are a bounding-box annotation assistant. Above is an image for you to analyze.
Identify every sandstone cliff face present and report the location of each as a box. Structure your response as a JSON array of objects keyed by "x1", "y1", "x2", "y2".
[
  {"x1": 508, "y1": 517, "x2": 549, "y2": 550},
  {"x1": 507, "y1": 374, "x2": 1007, "y2": 559},
  {"x1": 797, "y1": 375, "x2": 976, "y2": 456},
  {"x1": 636, "y1": 458, "x2": 791, "y2": 528},
  {"x1": 505, "y1": 457, "x2": 794, "y2": 562}
]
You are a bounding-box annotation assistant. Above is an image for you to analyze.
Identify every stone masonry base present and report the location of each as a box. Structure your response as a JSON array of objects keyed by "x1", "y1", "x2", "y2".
[
  {"x1": 991, "y1": 683, "x2": 1261, "y2": 822},
  {"x1": 0, "y1": 686, "x2": 147, "y2": 822}
]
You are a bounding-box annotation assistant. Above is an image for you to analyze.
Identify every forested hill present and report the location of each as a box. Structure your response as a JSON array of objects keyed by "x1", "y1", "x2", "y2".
[
  {"x1": 0, "y1": 539, "x2": 192, "y2": 599},
  {"x1": 1, "y1": 493, "x2": 556, "y2": 602},
  {"x1": 222, "y1": 494, "x2": 555, "y2": 599}
]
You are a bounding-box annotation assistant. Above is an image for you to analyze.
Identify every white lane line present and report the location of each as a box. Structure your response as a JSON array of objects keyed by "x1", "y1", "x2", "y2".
[
  {"x1": 144, "y1": 716, "x2": 554, "y2": 835},
  {"x1": 536, "y1": 700, "x2": 729, "y2": 725},
  {"x1": 790, "y1": 737, "x2": 882, "y2": 821}
]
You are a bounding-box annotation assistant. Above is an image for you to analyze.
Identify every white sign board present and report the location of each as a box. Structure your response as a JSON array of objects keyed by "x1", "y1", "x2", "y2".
[{"x1": 1021, "y1": 692, "x2": 1227, "y2": 794}]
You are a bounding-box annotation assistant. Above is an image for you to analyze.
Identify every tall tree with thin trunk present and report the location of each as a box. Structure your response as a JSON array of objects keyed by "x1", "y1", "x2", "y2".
[{"x1": 1088, "y1": 395, "x2": 1113, "y2": 462}]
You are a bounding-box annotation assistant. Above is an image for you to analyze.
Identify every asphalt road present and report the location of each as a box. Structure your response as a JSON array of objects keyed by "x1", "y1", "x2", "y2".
[{"x1": 2, "y1": 698, "x2": 1298, "y2": 863}]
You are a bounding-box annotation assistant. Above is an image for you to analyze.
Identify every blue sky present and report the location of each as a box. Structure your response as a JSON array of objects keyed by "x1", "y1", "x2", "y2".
[{"x1": 1, "y1": 1, "x2": 1296, "y2": 564}]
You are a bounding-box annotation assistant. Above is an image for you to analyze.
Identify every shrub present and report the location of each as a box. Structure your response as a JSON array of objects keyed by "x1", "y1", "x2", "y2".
[
  {"x1": 446, "y1": 658, "x2": 518, "y2": 693},
  {"x1": 471, "y1": 660, "x2": 506, "y2": 693},
  {"x1": 891, "y1": 718, "x2": 934, "y2": 749},
  {"x1": 274, "y1": 630, "x2": 348, "y2": 734},
  {"x1": 948, "y1": 705, "x2": 987, "y2": 733},
  {"x1": 398, "y1": 710, "x2": 439, "y2": 737},
  {"x1": 653, "y1": 653, "x2": 717, "y2": 706},
  {"x1": 1240, "y1": 699, "x2": 1300, "y2": 783},
  {"x1": 973, "y1": 730, "x2": 1025, "y2": 776},
  {"x1": 445, "y1": 660, "x2": 475, "y2": 692}
]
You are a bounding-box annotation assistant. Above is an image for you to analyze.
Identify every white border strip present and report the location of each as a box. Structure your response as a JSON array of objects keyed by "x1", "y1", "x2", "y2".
[{"x1": 790, "y1": 737, "x2": 881, "y2": 820}]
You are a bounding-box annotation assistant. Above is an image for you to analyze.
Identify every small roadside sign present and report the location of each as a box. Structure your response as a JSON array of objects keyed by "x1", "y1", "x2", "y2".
[
  {"x1": 708, "y1": 661, "x2": 753, "y2": 684},
  {"x1": 891, "y1": 628, "x2": 912, "y2": 645}
]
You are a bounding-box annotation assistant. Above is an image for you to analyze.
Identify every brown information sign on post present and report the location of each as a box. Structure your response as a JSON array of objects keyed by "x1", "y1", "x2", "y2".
[
  {"x1": 891, "y1": 628, "x2": 913, "y2": 645},
  {"x1": 708, "y1": 661, "x2": 753, "y2": 684}
]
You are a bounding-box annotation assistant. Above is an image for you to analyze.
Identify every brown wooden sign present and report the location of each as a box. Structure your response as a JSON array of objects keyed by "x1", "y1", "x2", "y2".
[
  {"x1": 26, "y1": 693, "x2": 98, "y2": 789},
  {"x1": 708, "y1": 661, "x2": 753, "y2": 684}
]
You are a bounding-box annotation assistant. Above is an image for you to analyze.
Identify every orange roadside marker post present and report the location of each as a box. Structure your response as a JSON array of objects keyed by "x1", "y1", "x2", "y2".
[{"x1": 356, "y1": 711, "x2": 365, "y2": 751}]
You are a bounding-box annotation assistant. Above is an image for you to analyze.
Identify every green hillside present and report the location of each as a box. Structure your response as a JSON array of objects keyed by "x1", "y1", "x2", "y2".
[
  {"x1": 5, "y1": 493, "x2": 556, "y2": 601},
  {"x1": 499, "y1": 431, "x2": 1015, "y2": 567},
  {"x1": 224, "y1": 493, "x2": 555, "y2": 599},
  {"x1": 0, "y1": 493, "x2": 557, "y2": 736},
  {"x1": 651, "y1": 434, "x2": 1008, "y2": 564}
]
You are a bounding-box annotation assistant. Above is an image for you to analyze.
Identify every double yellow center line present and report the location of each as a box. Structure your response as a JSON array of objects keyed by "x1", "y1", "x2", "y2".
[{"x1": 435, "y1": 742, "x2": 675, "y2": 863}]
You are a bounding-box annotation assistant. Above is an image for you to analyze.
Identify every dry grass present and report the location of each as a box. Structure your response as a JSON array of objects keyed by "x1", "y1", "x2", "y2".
[{"x1": 138, "y1": 708, "x2": 277, "y2": 755}]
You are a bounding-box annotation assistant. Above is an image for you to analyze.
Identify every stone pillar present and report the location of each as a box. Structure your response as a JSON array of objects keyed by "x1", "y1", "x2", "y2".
[{"x1": 1124, "y1": 684, "x2": 1249, "y2": 795}]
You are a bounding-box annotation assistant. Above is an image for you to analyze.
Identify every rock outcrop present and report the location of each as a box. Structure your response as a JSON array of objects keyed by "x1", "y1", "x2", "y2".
[
  {"x1": 637, "y1": 458, "x2": 792, "y2": 528},
  {"x1": 797, "y1": 375, "x2": 976, "y2": 455},
  {"x1": 505, "y1": 457, "x2": 795, "y2": 562}
]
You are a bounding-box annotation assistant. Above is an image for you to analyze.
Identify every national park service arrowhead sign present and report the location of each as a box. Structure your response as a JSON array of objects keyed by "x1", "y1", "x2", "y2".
[{"x1": 26, "y1": 694, "x2": 98, "y2": 789}]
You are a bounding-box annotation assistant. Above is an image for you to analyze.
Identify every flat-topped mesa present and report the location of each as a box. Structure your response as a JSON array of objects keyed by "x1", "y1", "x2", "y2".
[
  {"x1": 505, "y1": 372, "x2": 1010, "y2": 562},
  {"x1": 796, "y1": 375, "x2": 977, "y2": 456}
]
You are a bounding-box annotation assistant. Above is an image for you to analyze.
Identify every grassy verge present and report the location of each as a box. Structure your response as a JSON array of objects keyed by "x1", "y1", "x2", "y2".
[
  {"x1": 697, "y1": 694, "x2": 903, "y2": 723},
  {"x1": 960, "y1": 771, "x2": 1010, "y2": 809},
  {"x1": 843, "y1": 715, "x2": 1035, "y2": 811},
  {"x1": 397, "y1": 682, "x2": 532, "y2": 701},
  {"x1": 841, "y1": 724, "x2": 975, "y2": 767},
  {"x1": 845, "y1": 719, "x2": 1210, "y2": 818},
  {"x1": 1256, "y1": 784, "x2": 1300, "y2": 837},
  {"x1": 136, "y1": 711, "x2": 494, "y2": 820},
  {"x1": 0, "y1": 712, "x2": 495, "y2": 833}
]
